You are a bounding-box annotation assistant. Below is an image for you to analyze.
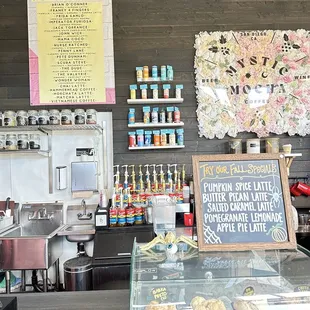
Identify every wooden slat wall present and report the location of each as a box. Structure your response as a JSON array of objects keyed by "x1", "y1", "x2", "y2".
[{"x1": 0, "y1": 0, "x2": 309, "y2": 189}]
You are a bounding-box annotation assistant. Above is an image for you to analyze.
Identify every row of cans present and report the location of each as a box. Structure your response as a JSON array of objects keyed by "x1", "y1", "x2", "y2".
[{"x1": 136, "y1": 65, "x2": 174, "y2": 81}]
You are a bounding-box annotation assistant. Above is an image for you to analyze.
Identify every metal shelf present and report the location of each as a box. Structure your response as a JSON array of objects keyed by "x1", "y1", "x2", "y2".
[
  {"x1": 129, "y1": 145, "x2": 185, "y2": 150},
  {"x1": 127, "y1": 98, "x2": 183, "y2": 105},
  {"x1": 0, "y1": 149, "x2": 50, "y2": 156},
  {"x1": 0, "y1": 124, "x2": 102, "y2": 133},
  {"x1": 284, "y1": 153, "x2": 303, "y2": 176},
  {"x1": 128, "y1": 122, "x2": 184, "y2": 128}
]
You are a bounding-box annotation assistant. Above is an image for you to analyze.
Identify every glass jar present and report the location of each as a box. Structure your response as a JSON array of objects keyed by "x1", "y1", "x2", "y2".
[
  {"x1": 29, "y1": 134, "x2": 40, "y2": 149},
  {"x1": 86, "y1": 109, "x2": 97, "y2": 124},
  {"x1": 265, "y1": 138, "x2": 279, "y2": 153},
  {"x1": 0, "y1": 134, "x2": 6, "y2": 149},
  {"x1": 74, "y1": 109, "x2": 85, "y2": 125},
  {"x1": 0, "y1": 111, "x2": 2, "y2": 126},
  {"x1": 16, "y1": 110, "x2": 28, "y2": 126},
  {"x1": 38, "y1": 110, "x2": 49, "y2": 125},
  {"x1": 17, "y1": 134, "x2": 29, "y2": 150},
  {"x1": 49, "y1": 109, "x2": 60, "y2": 125},
  {"x1": 229, "y1": 139, "x2": 242, "y2": 154},
  {"x1": 61, "y1": 109, "x2": 72, "y2": 125},
  {"x1": 28, "y1": 110, "x2": 38, "y2": 125},
  {"x1": 3, "y1": 111, "x2": 16, "y2": 126},
  {"x1": 6, "y1": 134, "x2": 17, "y2": 150}
]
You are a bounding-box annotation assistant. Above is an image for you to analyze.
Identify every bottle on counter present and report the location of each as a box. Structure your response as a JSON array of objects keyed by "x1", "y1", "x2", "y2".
[
  {"x1": 125, "y1": 194, "x2": 135, "y2": 226},
  {"x1": 117, "y1": 191, "x2": 126, "y2": 227},
  {"x1": 95, "y1": 195, "x2": 110, "y2": 230}
]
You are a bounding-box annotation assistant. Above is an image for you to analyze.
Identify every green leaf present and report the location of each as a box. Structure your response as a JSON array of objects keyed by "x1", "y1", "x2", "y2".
[{"x1": 250, "y1": 119, "x2": 255, "y2": 126}]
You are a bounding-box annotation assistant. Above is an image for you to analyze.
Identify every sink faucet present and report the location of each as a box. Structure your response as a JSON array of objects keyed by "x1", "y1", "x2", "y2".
[
  {"x1": 77, "y1": 200, "x2": 92, "y2": 220},
  {"x1": 29, "y1": 208, "x2": 52, "y2": 220}
]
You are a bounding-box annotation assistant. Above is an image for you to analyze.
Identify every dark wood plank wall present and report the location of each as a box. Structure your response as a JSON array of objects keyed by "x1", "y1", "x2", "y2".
[{"x1": 0, "y1": 0, "x2": 309, "y2": 205}]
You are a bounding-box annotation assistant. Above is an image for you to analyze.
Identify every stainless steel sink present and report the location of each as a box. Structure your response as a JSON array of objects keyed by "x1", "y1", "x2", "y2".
[
  {"x1": 0, "y1": 203, "x2": 64, "y2": 270},
  {"x1": 58, "y1": 223, "x2": 95, "y2": 242}
]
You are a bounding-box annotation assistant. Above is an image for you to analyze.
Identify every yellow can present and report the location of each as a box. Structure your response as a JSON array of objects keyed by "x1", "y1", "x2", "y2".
[{"x1": 143, "y1": 66, "x2": 149, "y2": 79}]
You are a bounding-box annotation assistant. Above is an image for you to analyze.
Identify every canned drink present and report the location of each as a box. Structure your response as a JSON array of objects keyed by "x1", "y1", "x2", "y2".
[
  {"x1": 128, "y1": 109, "x2": 135, "y2": 124},
  {"x1": 136, "y1": 67, "x2": 143, "y2": 80},
  {"x1": 143, "y1": 66, "x2": 149, "y2": 79},
  {"x1": 137, "y1": 134, "x2": 144, "y2": 147},
  {"x1": 167, "y1": 66, "x2": 174, "y2": 81},
  {"x1": 167, "y1": 111, "x2": 173, "y2": 123},
  {"x1": 152, "y1": 66, "x2": 158, "y2": 78},
  {"x1": 174, "y1": 109, "x2": 181, "y2": 123},
  {"x1": 128, "y1": 133, "x2": 136, "y2": 147},
  {"x1": 143, "y1": 111, "x2": 150, "y2": 124},
  {"x1": 161, "y1": 66, "x2": 167, "y2": 81},
  {"x1": 151, "y1": 109, "x2": 158, "y2": 123}
]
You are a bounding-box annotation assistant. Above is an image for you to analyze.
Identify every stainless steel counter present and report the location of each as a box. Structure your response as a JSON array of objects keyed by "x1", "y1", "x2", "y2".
[{"x1": 2, "y1": 290, "x2": 130, "y2": 310}]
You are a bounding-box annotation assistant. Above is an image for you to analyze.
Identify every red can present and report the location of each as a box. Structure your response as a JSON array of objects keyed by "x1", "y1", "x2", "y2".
[
  {"x1": 128, "y1": 133, "x2": 136, "y2": 147},
  {"x1": 174, "y1": 109, "x2": 180, "y2": 123}
]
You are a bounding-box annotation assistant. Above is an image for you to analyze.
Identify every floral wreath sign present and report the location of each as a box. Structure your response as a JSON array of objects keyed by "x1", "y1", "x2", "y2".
[{"x1": 194, "y1": 29, "x2": 310, "y2": 139}]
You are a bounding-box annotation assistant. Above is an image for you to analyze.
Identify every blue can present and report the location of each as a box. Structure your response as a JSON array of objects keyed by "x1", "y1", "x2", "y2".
[
  {"x1": 161, "y1": 66, "x2": 167, "y2": 81},
  {"x1": 128, "y1": 108, "x2": 135, "y2": 124},
  {"x1": 152, "y1": 66, "x2": 158, "y2": 78},
  {"x1": 167, "y1": 65, "x2": 173, "y2": 81},
  {"x1": 176, "y1": 129, "x2": 184, "y2": 146}
]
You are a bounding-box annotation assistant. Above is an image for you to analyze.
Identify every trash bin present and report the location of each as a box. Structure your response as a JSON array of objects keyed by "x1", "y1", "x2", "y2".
[{"x1": 64, "y1": 256, "x2": 93, "y2": 291}]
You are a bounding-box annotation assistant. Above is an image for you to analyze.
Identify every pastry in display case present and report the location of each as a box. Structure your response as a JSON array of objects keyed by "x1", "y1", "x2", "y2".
[{"x1": 130, "y1": 240, "x2": 310, "y2": 309}]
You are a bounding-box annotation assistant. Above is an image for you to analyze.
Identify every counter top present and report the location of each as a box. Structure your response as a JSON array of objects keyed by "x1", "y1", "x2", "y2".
[{"x1": 2, "y1": 290, "x2": 130, "y2": 310}]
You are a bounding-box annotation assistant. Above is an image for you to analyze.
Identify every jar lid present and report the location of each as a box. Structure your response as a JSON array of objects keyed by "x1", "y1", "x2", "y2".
[
  {"x1": 49, "y1": 109, "x2": 60, "y2": 113},
  {"x1": 38, "y1": 109, "x2": 49, "y2": 113},
  {"x1": 75, "y1": 109, "x2": 85, "y2": 113},
  {"x1": 7, "y1": 134, "x2": 16, "y2": 138},
  {"x1": 5, "y1": 110, "x2": 15, "y2": 114},
  {"x1": 28, "y1": 110, "x2": 38, "y2": 114},
  {"x1": 17, "y1": 110, "x2": 27, "y2": 114},
  {"x1": 61, "y1": 109, "x2": 72, "y2": 113},
  {"x1": 86, "y1": 109, "x2": 97, "y2": 113}
]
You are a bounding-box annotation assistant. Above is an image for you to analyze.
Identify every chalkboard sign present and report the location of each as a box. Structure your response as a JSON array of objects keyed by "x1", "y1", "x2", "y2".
[{"x1": 192, "y1": 154, "x2": 296, "y2": 251}]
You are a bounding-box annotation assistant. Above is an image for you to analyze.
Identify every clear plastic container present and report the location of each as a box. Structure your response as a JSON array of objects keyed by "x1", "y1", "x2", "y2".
[
  {"x1": 6, "y1": 134, "x2": 17, "y2": 150},
  {"x1": 74, "y1": 109, "x2": 85, "y2": 125},
  {"x1": 150, "y1": 195, "x2": 176, "y2": 235},
  {"x1": 61, "y1": 109, "x2": 72, "y2": 125},
  {"x1": 38, "y1": 110, "x2": 49, "y2": 125},
  {"x1": 17, "y1": 134, "x2": 29, "y2": 150},
  {"x1": 4, "y1": 111, "x2": 16, "y2": 126},
  {"x1": 28, "y1": 110, "x2": 38, "y2": 125},
  {"x1": 86, "y1": 109, "x2": 97, "y2": 124},
  {"x1": 16, "y1": 110, "x2": 28, "y2": 126},
  {"x1": 29, "y1": 134, "x2": 40, "y2": 150},
  {"x1": 49, "y1": 109, "x2": 60, "y2": 125}
]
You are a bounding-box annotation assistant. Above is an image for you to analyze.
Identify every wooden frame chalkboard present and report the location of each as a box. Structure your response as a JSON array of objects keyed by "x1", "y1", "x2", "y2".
[{"x1": 192, "y1": 154, "x2": 296, "y2": 252}]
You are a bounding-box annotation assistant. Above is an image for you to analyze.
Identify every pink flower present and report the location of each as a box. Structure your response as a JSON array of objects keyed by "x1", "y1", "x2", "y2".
[
  {"x1": 276, "y1": 96, "x2": 286, "y2": 106},
  {"x1": 301, "y1": 47, "x2": 308, "y2": 53},
  {"x1": 276, "y1": 45, "x2": 283, "y2": 52},
  {"x1": 289, "y1": 33, "x2": 298, "y2": 41},
  {"x1": 288, "y1": 62, "x2": 297, "y2": 70},
  {"x1": 293, "y1": 89, "x2": 303, "y2": 97},
  {"x1": 295, "y1": 107, "x2": 304, "y2": 116},
  {"x1": 282, "y1": 56, "x2": 290, "y2": 64},
  {"x1": 283, "y1": 76, "x2": 293, "y2": 83}
]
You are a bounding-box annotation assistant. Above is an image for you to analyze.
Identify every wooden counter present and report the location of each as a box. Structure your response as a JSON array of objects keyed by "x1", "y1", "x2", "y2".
[{"x1": 2, "y1": 290, "x2": 130, "y2": 310}]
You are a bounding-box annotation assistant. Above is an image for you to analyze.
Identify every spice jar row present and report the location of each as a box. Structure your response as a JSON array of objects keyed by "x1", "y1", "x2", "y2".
[
  {"x1": 136, "y1": 65, "x2": 174, "y2": 81},
  {"x1": 0, "y1": 134, "x2": 40, "y2": 151},
  {"x1": 130, "y1": 84, "x2": 183, "y2": 100},
  {"x1": 128, "y1": 129, "x2": 184, "y2": 148},
  {"x1": 229, "y1": 138, "x2": 284, "y2": 154},
  {"x1": 128, "y1": 106, "x2": 181, "y2": 125},
  {"x1": 0, "y1": 109, "x2": 97, "y2": 126}
]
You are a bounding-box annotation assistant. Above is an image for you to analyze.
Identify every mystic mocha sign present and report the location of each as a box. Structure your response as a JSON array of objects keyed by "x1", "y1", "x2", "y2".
[{"x1": 192, "y1": 154, "x2": 296, "y2": 252}]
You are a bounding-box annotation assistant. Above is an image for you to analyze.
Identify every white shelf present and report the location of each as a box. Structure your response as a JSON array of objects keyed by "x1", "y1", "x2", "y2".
[
  {"x1": 128, "y1": 122, "x2": 184, "y2": 128},
  {"x1": 127, "y1": 98, "x2": 183, "y2": 105},
  {"x1": 284, "y1": 153, "x2": 302, "y2": 157},
  {"x1": 129, "y1": 145, "x2": 185, "y2": 150},
  {"x1": 137, "y1": 78, "x2": 172, "y2": 83}
]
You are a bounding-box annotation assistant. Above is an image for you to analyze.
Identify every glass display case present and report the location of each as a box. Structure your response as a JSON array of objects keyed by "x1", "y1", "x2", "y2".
[{"x1": 130, "y1": 240, "x2": 310, "y2": 309}]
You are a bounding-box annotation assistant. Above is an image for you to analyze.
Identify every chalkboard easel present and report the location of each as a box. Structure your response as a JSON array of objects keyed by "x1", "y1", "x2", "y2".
[{"x1": 192, "y1": 154, "x2": 296, "y2": 252}]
